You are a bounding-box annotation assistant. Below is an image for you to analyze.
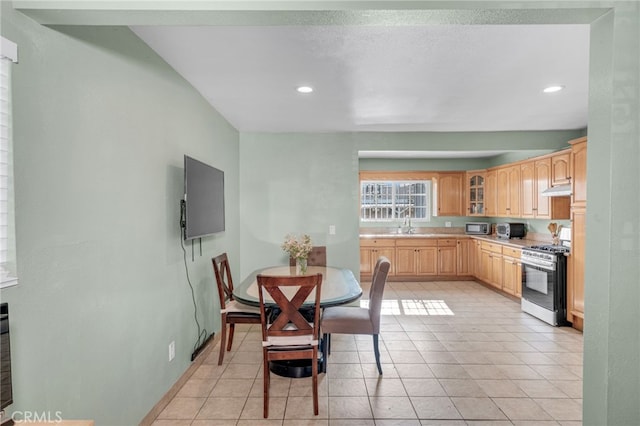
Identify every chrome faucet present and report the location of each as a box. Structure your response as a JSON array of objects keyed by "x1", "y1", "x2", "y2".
[{"x1": 403, "y1": 217, "x2": 415, "y2": 234}]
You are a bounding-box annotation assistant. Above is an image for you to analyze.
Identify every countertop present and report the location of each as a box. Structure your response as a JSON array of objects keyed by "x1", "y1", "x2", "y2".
[{"x1": 359, "y1": 232, "x2": 549, "y2": 249}]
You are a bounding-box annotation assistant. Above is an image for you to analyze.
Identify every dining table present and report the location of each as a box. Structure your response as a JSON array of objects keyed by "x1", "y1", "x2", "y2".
[{"x1": 234, "y1": 265, "x2": 362, "y2": 376}]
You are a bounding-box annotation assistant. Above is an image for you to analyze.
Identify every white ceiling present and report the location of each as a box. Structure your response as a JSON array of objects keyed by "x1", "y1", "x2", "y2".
[{"x1": 131, "y1": 24, "x2": 590, "y2": 134}]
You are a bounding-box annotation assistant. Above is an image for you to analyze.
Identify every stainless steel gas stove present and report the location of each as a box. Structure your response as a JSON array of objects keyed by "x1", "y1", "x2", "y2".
[{"x1": 521, "y1": 237, "x2": 571, "y2": 326}]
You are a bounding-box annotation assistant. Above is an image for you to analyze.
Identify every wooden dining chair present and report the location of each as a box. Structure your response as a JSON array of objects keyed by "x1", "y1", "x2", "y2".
[
  {"x1": 321, "y1": 256, "x2": 391, "y2": 375},
  {"x1": 288, "y1": 246, "x2": 327, "y2": 267},
  {"x1": 257, "y1": 273, "x2": 323, "y2": 418},
  {"x1": 212, "y1": 253, "x2": 261, "y2": 365}
]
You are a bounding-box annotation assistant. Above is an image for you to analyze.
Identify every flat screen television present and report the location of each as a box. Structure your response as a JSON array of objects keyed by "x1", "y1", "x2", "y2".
[
  {"x1": 183, "y1": 155, "x2": 225, "y2": 240},
  {"x1": 1, "y1": 302, "x2": 12, "y2": 411}
]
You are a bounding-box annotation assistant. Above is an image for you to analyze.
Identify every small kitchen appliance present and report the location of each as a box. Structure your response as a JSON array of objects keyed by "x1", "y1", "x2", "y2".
[
  {"x1": 465, "y1": 222, "x2": 491, "y2": 235},
  {"x1": 496, "y1": 223, "x2": 526, "y2": 239}
]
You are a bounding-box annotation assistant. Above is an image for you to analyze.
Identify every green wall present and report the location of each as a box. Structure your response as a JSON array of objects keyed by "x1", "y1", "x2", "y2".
[
  {"x1": 1, "y1": 2, "x2": 639, "y2": 426},
  {"x1": 239, "y1": 133, "x2": 360, "y2": 277},
  {"x1": 0, "y1": 5, "x2": 240, "y2": 424},
  {"x1": 583, "y1": 4, "x2": 640, "y2": 424}
]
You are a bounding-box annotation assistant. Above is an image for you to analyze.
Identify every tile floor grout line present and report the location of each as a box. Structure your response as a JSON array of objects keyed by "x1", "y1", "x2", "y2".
[{"x1": 153, "y1": 280, "x2": 583, "y2": 424}]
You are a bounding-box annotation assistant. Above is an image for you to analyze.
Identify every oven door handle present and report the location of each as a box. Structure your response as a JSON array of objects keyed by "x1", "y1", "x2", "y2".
[{"x1": 521, "y1": 259, "x2": 556, "y2": 271}]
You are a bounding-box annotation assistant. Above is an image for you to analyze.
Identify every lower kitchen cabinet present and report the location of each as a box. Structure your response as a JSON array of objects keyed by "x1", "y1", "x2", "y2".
[
  {"x1": 567, "y1": 207, "x2": 586, "y2": 329},
  {"x1": 417, "y1": 246, "x2": 438, "y2": 275},
  {"x1": 360, "y1": 236, "x2": 523, "y2": 298},
  {"x1": 360, "y1": 239, "x2": 395, "y2": 276},
  {"x1": 480, "y1": 241, "x2": 503, "y2": 290},
  {"x1": 396, "y1": 239, "x2": 438, "y2": 276},
  {"x1": 438, "y1": 239, "x2": 457, "y2": 275},
  {"x1": 502, "y1": 247, "x2": 522, "y2": 297},
  {"x1": 472, "y1": 239, "x2": 482, "y2": 277},
  {"x1": 456, "y1": 238, "x2": 474, "y2": 276}
]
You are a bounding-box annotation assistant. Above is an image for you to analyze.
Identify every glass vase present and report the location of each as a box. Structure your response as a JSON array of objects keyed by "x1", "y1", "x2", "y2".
[{"x1": 296, "y1": 257, "x2": 308, "y2": 275}]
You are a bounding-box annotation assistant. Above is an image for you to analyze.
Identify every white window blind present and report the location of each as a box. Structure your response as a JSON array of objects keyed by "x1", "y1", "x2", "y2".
[{"x1": 1, "y1": 37, "x2": 18, "y2": 288}]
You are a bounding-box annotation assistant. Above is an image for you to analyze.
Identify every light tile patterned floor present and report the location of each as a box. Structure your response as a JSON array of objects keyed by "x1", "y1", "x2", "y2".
[{"x1": 152, "y1": 280, "x2": 583, "y2": 425}]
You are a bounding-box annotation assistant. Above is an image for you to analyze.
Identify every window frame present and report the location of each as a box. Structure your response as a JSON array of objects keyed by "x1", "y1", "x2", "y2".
[
  {"x1": 1, "y1": 37, "x2": 18, "y2": 289},
  {"x1": 359, "y1": 171, "x2": 437, "y2": 224}
]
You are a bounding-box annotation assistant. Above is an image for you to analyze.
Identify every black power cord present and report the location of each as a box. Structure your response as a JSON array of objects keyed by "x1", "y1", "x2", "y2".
[{"x1": 179, "y1": 200, "x2": 210, "y2": 360}]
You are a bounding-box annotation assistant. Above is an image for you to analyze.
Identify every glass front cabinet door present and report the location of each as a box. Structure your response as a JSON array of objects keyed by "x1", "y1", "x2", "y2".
[{"x1": 466, "y1": 171, "x2": 486, "y2": 216}]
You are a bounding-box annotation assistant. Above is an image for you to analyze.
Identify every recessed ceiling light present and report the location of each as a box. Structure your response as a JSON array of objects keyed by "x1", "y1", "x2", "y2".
[
  {"x1": 543, "y1": 85, "x2": 565, "y2": 93},
  {"x1": 296, "y1": 86, "x2": 313, "y2": 94}
]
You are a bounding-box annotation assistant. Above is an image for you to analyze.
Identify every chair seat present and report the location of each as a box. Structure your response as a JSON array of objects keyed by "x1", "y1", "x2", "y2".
[
  {"x1": 322, "y1": 306, "x2": 374, "y2": 334},
  {"x1": 263, "y1": 335, "x2": 318, "y2": 347},
  {"x1": 221, "y1": 299, "x2": 261, "y2": 315}
]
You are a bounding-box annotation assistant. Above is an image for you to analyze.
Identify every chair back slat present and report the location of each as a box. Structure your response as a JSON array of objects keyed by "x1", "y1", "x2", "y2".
[
  {"x1": 289, "y1": 246, "x2": 327, "y2": 267},
  {"x1": 257, "y1": 273, "x2": 323, "y2": 342},
  {"x1": 212, "y1": 253, "x2": 234, "y2": 309}
]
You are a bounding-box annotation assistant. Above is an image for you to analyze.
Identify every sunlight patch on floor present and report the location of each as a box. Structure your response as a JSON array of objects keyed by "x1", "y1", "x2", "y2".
[{"x1": 360, "y1": 299, "x2": 455, "y2": 316}]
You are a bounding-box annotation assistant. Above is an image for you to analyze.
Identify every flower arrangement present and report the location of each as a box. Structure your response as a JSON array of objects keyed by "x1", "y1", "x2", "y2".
[{"x1": 282, "y1": 233, "x2": 313, "y2": 261}]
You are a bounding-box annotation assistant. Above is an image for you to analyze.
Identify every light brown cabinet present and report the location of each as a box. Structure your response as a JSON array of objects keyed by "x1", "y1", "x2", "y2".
[
  {"x1": 484, "y1": 169, "x2": 498, "y2": 217},
  {"x1": 570, "y1": 137, "x2": 588, "y2": 208},
  {"x1": 502, "y1": 247, "x2": 522, "y2": 297},
  {"x1": 456, "y1": 238, "x2": 474, "y2": 276},
  {"x1": 480, "y1": 241, "x2": 503, "y2": 289},
  {"x1": 472, "y1": 239, "x2": 482, "y2": 277},
  {"x1": 360, "y1": 236, "x2": 522, "y2": 299},
  {"x1": 567, "y1": 136, "x2": 587, "y2": 330},
  {"x1": 360, "y1": 239, "x2": 395, "y2": 276},
  {"x1": 437, "y1": 239, "x2": 457, "y2": 275},
  {"x1": 521, "y1": 158, "x2": 570, "y2": 220},
  {"x1": 436, "y1": 172, "x2": 464, "y2": 216},
  {"x1": 395, "y1": 239, "x2": 438, "y2": 276},
  {"x1": 496, "y1": 165, "x2": 521, "y2": 217},
  {"x1": 534, "y1": 159, "x2": 552, "y2": 218},
  {"x1": 551, "y1": 150, "x2": 571, "y2": 185},
  {"x1": 362, "y1": 237, "x2": 475, "y2": 279},
  {"x1": 520, "y1": 160, "x2": 536, "y2": 218},
  {"x1": 567, "y1": 208, "x2": 586, "y2": 328},
  {"x1": 465, "y1": 171, "x2": 486, "y2": 216}
]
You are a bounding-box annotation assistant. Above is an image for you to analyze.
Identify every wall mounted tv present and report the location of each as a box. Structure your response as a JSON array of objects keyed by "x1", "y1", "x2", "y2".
[
  {"x1": 1, "y1": 302, "x2": 12, "y2": 411},
  {"x1": 183, "y1": 155, "x2": 225, "y2": 240}
]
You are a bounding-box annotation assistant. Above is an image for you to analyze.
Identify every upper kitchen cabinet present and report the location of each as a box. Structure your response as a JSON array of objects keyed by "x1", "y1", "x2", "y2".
[
  {"x1": 521, "y1": 158, "x2": 570, "y2": 220},
  {"x1": 484, "y1": 169, "x2": 498, "y2": 217},
  {"x1": 520, "y1": 160, "x2": 536, "y2": 218},
  {"x1": 551, "y1": 149, "x2": 572, "y2": 186},
  {"x1": 496, "y1": 165, "x2": 521, "y2": 217},
  {"x1": 435, "y1": 172, "x2": 464, "y2": 216},
  {"x1": 465, "y1": 170, "x2": 486, "y2": 216},
  {"x1": 570, "y1": 137, "x2": 588, "y2": 207}
]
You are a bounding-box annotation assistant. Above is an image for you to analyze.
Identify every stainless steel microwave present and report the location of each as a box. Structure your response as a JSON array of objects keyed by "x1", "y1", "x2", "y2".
[{"x1": 465, "y1": 222, "x2": 491, "y2": 235}]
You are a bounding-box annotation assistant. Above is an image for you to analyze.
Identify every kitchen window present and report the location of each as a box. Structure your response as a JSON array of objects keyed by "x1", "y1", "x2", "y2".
[{"x1": 360, "y1": 180, "x2": 432, "y2": 222}]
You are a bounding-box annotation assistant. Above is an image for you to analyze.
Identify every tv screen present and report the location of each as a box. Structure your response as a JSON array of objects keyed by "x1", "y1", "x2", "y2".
[
  {"x1": 183, "y1": 155, "x2": 225, "y2": 240},
  {"x1": 1, "y1": 302, "x2": 12, "y2": 411}
]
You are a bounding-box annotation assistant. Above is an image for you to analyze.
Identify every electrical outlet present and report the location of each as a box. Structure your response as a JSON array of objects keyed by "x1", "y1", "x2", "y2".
[
  {"x1": 329, "y1": 225, "x2": 336, "y2": 235},
  {"x1": 169, "y1": 341, "x2": 175, "y2": 362},
  {"x1": 445, "y1": 221, "x2": 452, "y2": 227}
]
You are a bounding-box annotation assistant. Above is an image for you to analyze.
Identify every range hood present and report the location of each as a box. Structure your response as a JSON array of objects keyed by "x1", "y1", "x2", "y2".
[{"x1": 541, "y1": 184, "x2": 572, "y2": 197}]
